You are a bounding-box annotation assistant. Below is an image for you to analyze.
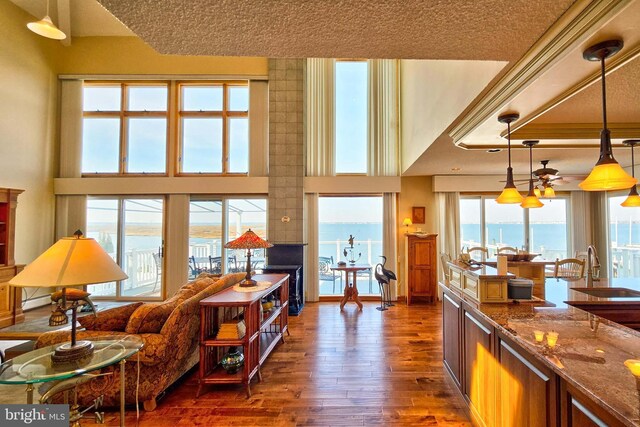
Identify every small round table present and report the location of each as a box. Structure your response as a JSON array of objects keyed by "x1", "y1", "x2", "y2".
[
  {"x1": 0, "y1": 335, "x2": 143, "y2": 427},
  {"x1": 331, "y1": 264, "x2": 371, "y2": 311}
]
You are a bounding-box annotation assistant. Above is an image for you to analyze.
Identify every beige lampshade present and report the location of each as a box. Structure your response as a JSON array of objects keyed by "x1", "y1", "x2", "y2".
[{"x1": 9, "y1": 236, "x2": 127, "y2": 288}]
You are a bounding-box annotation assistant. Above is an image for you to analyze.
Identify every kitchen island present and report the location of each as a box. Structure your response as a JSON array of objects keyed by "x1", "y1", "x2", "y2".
[{"x1": 440, "y1": 268, "x2": 640, "y2": 426}]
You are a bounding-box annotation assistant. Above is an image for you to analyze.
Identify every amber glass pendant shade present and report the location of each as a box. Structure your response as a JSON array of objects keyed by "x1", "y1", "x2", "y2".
[
  {"x1": 534, "y1": 187, "x2": 542, "y2": 198},
  {"x1": 496, "y1": 185, "x2": 524, "y2": 204},
  {"x1": 579, "y1": 40, "x2": 637, "y2": 191}
]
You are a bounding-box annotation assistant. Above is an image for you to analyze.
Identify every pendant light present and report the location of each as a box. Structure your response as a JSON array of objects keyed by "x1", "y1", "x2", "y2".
[
  {"x1": 27, "y1": 0, "x2": 67, "y2": 40},
  {"x1": 621, "y1": 140, "x2": 640, "y2": 207},
  {"x1": 534, "y1": 187, "x2": 542, "y2": 198},
  {"x1": 579, "y1": 40, "x2": 636, "y2": 191},
  {"x1": 496, "y1": 113, "x2": 523, "y2": 204},
  {"x1": 521, "y1": 141, "x2": 544, "y2": 208}
]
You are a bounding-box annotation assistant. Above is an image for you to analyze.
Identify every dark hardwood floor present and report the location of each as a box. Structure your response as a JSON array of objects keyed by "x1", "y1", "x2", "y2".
[{"x1": 87, "y1": 302, "x2": 470, "y2": 426}]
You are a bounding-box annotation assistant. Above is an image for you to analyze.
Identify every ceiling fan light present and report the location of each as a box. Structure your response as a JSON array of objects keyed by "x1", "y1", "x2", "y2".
[
  {"x1": 27, "y1": 15, "x2": 66, "y2": 40},
  {"x1": 579, "y1": 162, "x2": 637, "y2": 191},
  {"x1": 544, "y1": 186, "x2": 556, "y2": 198},
  {"x1": 496, "y1": 186, "x2": 523, "y2": 204},
  {"x1": 521, "y1": 194, "x2": 544, "y2": 208},
  {"x1": 534, "y1": 187, "x2": 542, "y2": 198},
  {"x1": 621, "y1": 186, "x2": 640, "y2": 207}
]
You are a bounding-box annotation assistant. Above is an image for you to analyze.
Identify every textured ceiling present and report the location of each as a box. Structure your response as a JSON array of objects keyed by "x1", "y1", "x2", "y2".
[
  {"x1": 10, "y1": 0, "x2": 133, "y2": 37},
  {"x1": 532, "y1": 55, "x2": 640, "y2": 124},
  {"x1": 97, "y1": 0, "x2": 575, "y2": 59}
]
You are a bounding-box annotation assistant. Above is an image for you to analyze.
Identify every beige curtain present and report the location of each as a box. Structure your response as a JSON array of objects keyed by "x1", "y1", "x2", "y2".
[
  {"x1": 305, "y1": 58, "x2": 335, "y2": 176},
  {"x1": 383, "y1": 193, "x2": 398, "y2": 300},
  {"x1": 436, "y1": 192, "x2": 460, "y2": 283},
  {"x1": 304, "y1": 193, "x2": 320, "y2": 301},
  {"x1": 570, "y1": 191, "x2": 592, "y2": 256},
  {"x1": 368, "y1": 59, "x2": 399, "y2": 176},
  {"x1": 590, "y1": 192, "x2": 609, "y2": 278}
]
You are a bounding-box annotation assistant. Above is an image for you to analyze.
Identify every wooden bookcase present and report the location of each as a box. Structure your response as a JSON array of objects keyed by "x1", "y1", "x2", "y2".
[
  {"x1": 197, "y1": 273, "x2": 289, "y2": 397},
  {"x1": 0, "y1": 188, "x2": 24, "y2": 328}
]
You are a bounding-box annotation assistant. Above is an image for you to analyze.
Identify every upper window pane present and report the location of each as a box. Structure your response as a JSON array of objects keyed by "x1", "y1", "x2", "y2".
[
  {"x1": 484, "y1": 199, "x2": 525, "y2": 256},
  {"x1": 229, "y1": 118, "x2": 249, "y2": 173},
  {"x1": 182, "y1": 118, "x2": 223, "y2": 173},
  {"x1": 127, "y1": 118, "x2": 167, "y2": 173},
  {"x1": 229, "y1": 86, "x2": 249, "y2": 111},
  {"x1": 335, "y1": 61, "x2": 368, "y2": 174},
  {"x1": 83, "y1": 86, "x2": 120, "y2": 111},
  {"x1": 182, "y1": 86, "x2": 223, "y2": 111},
  {"x1": 128, "y1": 86, "x2": 168, "y2": 111},
  {"x1": 82, "y1": 118, "x2": 120, "y2": 173}
]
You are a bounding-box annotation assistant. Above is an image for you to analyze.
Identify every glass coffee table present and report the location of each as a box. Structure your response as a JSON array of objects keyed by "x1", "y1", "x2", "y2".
[{"x1": 0, "y1": 335, "x2": 143, "y2": 426}]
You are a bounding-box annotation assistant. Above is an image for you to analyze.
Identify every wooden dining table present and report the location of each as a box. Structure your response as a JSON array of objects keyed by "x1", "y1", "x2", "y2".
[{"x1": 330, "y1": 264, "x2": 371, "y2": 311}]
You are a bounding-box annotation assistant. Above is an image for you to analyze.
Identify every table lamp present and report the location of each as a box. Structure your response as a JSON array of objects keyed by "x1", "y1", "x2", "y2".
[
  {"x1": 9, "y1": 230, "x2": 127, "y2": 364},
  {"x1": 402, "y1": 217, "x2": 412, "y2": 233},
  {"x1": 224, "y1": 229, "x2": 273, "y2": 287}
]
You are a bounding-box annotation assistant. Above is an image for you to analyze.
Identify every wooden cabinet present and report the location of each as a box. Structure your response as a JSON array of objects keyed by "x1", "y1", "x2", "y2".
[
  {"x1": 405, "y1": 233, "x2": 437, "y2": 304},
  {"x1": 561, "y1": 381, "x2": 624, "y2": 427},
  {"x1": 0, "y1": 188, "x2": 24, "y2": 328},
  {"x1": 198, "y1": 274, "x2": 289, "y2": 397},
  {"x1": 463, "y1": 306, "x2": 496, "y2": 426},
  {"x1": 497, "y1": 335, "x2": 557, "y2": 427},
  {"x1": 442, "y1": 290, "x2": 462, "y2": 388}
]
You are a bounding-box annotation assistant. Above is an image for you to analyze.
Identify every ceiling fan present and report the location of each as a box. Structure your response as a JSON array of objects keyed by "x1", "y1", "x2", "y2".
[{"x1": 514, "y1": 160, "x2": 585, "y2": 194}]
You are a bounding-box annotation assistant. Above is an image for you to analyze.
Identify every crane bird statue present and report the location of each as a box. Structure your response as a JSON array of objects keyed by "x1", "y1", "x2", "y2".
[{"x1": 375, "y1": 255, "x2": 397, "y2": 311}]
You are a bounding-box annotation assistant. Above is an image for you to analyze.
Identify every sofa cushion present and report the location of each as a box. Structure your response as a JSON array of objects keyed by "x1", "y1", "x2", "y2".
[
  {"x1": 125, "y1": 285, "x2": 200, "y2": 334},
  {"x1": 183, "y1": 276, "x2": 216, "y2": 294},
  {"x1": 78, "y1": 302, "x2": 142, "y2": 331}
]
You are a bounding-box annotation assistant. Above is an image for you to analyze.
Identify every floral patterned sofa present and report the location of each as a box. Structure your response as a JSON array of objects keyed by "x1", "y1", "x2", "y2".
[{"x1": 36, "y1": 272, "x2": 247, "y2": 411}]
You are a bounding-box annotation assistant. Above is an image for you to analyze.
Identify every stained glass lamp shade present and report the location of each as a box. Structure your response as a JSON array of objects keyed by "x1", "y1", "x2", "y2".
[{"x1": 224, "y1": 229, "x2": 273, "y2": 287}]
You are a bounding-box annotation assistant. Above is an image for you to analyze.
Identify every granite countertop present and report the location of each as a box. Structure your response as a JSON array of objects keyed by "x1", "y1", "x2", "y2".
[
  {"x1": 443, "y1": 277, "x2": 640, "y2": 426},
  {"x1": 447, "y1": 260, "x2": 514, "y2": 279}
]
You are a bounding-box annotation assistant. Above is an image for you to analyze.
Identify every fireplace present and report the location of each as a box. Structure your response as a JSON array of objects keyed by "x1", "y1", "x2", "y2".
[{"x1": 263, "y1": 244, "x2": 305, "y2": 315}]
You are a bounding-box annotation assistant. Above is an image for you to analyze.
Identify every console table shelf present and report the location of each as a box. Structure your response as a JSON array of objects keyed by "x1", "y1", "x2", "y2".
[{"x1": 197, "y1": 274, "x2": 289, "y2": 398}]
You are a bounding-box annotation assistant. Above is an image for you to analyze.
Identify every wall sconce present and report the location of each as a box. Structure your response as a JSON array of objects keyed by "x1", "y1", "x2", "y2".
[{"x1": 402, "y1": 217, "x2": 412, "y2": 233}]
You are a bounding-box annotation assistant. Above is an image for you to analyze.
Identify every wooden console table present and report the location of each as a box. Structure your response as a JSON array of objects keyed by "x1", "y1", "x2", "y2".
[{"x1": 197, "y1": 273, "x2": 289, "y2": 397}]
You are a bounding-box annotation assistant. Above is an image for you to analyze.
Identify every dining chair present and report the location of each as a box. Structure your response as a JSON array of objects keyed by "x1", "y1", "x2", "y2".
[
  {"x1": 440, "y1": 253, "x2": 452, "y2": 285},
  {"x1": 554, "y1": 258, "x2": 585, "y2": 279},
  {"x1": 497, "y1": 246, "x2": 518, "y2": 255},
  {"x1": 468, "y1": 247, "x2": 488, "y2": 261}
]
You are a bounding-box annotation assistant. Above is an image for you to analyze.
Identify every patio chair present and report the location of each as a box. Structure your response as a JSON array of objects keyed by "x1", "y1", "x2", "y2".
[
  {"x1": 152, "y1": 251, "x2": 162, "y2": 292},
  {"x1": 554, "y1": 258, "x2": 585, "y2": 279},
  {"x1": 319, "y1": 256, "x2": 341, "y2": 293},
  {"x1": 227, "y1": 254, "x2": 239, "y2": 273},
  {"x1": 208, "y1": 256, "x2": 223, "y2": 274},
  {"x1": 356, "y1": 266, "x2": 373, "y2": 294}
]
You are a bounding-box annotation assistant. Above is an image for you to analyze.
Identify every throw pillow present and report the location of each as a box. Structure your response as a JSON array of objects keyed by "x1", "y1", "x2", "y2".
[{"x1": 78, "y1": 302, "x2": 142, "y2": 332}]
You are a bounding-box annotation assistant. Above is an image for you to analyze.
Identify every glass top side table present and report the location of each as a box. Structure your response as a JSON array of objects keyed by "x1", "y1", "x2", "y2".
[{"x1": 0, "y1": 335, "x2": 143, "y2": 427}]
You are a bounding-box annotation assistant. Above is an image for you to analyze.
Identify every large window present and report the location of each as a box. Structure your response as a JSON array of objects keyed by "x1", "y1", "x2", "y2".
[
  {"x1": 460, "y1": 196, "x2": 569, "y2": 260},
  {"x1": 318, "y1": 196, "x2": 382, "y2": 296},
  {"x1": 335, "y1": 61, "x2": 368, "y2": 174},
  {"x1": 179, "y1": 83, "x2": 249, "y2": 174},
  {"x1": 188, "y1": 198, "x2": 266, "y2": 279},
  {"x1": 82, "y1": 84, "x2": 168, "y2": 174},
  {"x1": 608, "y1": 195, "x2": 640, "y2": 278},
  {"x1": 81, "y1": 81, "x2": 250, "y2": 176},
  {"x1": 87, "y1": 197, "x2": 164, "y2": 299}
]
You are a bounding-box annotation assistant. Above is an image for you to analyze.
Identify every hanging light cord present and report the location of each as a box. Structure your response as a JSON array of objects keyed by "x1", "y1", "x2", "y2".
[
  {"x1": 507, "y1": 121, "x2": 512, "y2": 167},
  {"x1": 529, "y1": 144, "x2": 533, "y2": 184},
  {"x1": 632, "y1": 143, "x2": 636, "y2": 178},
  {"x1": 600, "y1": 56, "x2": 608, "y2": 131}
]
